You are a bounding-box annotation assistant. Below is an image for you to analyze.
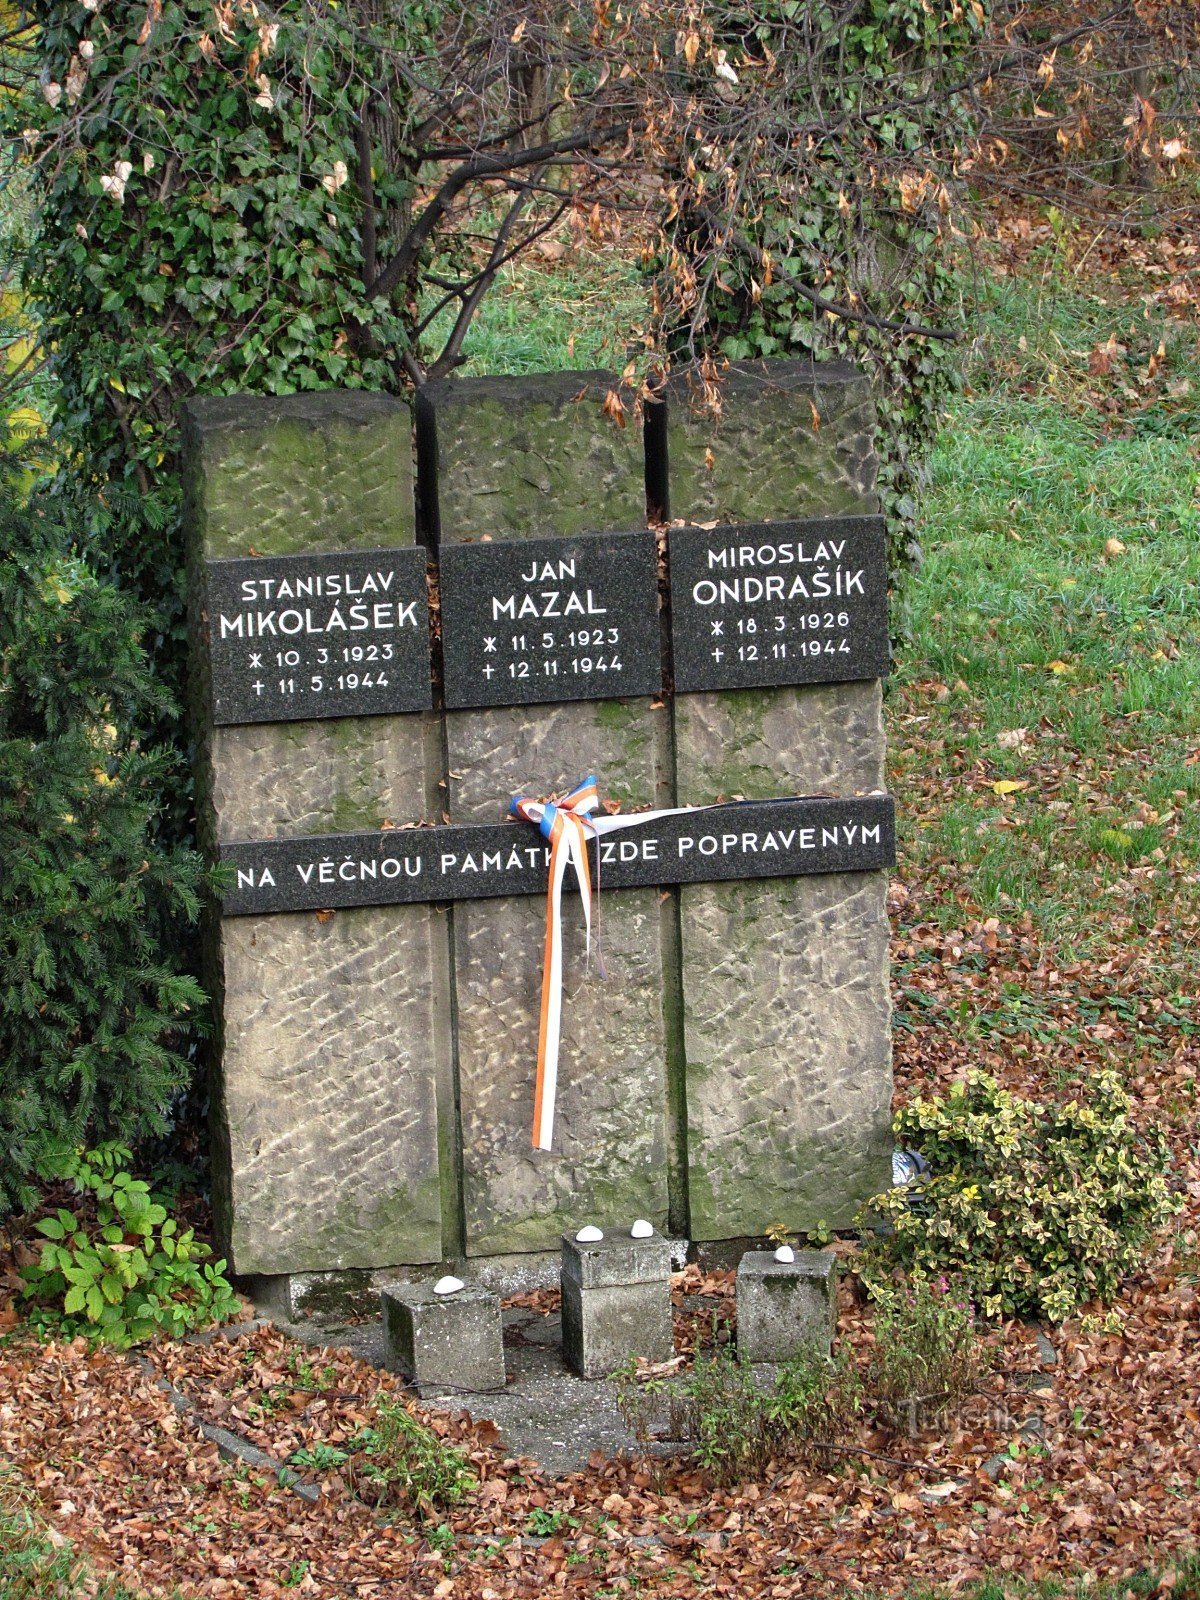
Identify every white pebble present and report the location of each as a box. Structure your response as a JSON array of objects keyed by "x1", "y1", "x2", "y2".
[
  {"x1": 773, "y1": 1245, "x2": 795, "y2": 1264},
  {"x1": 630, "y1": 1219, "x2": 654, "y2": 1239},
  {"x1": 433, "y1": 1275, "x2": 464, "y2": 1296},
  {"x1": 575, "y1": 1225, "x2": 604, "y2": 1243}
]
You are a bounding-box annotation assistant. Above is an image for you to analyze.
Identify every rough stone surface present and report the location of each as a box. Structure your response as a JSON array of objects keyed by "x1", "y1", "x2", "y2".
[
  {"x1": 668, "y1": 360, "x2": 893, "y2": 1243},
  {"x1": 673, "y1": 682, "x2": 885, "y2": 801},
  {"x1": 215, "y1": 907, "x2": 443, "y2": 1275},
  {"x1": 453, "y1": 890, "x2": 670, "y2": 1256},
  {"x1": 561, "y1": 1231, "x2": 674, "y2": 1380},
  {"x1": 561, "y1": 1229, "x2": 674, "y2": 1290},
  {"x1": 680, "y1": 874, "x2": 892, "y2": 1238},
  {"x1": 209, "y1": 714, "x2": 432, "y2": 840},
  {"x1": 185, "y1": 393, "x2": 448, "y2": 1281},
  {"x1": 417, "y1": 372, "x2": 644, "y2": 542},
  {"x1": 736, "y1": 1249, "x2": 838, "y2": 1362},
  {"x1": 380, "y1": 1282, "x2": 506, "y2": 1394},
  {"x1": 184, "y1": 392, "x2": 415, "y2": 559},
  {"x1": 663, "y1": 359, "x2": 876, "y2": 525},
  {"x1": 422, "y1": 372, "x2": 673, "y2": 1258}
]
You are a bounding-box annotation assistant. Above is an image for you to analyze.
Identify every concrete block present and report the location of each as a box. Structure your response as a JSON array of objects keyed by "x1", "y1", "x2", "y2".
[
  {"x1": 380, "y1": 1282, "x2": 506, "y2": 1395},
  {"x1": 560, "y1": 1231, "x2": 673, "y2": 1378},
  {"x1": 736, "y1": 1249, "x2": 837, "y2": 1362}
]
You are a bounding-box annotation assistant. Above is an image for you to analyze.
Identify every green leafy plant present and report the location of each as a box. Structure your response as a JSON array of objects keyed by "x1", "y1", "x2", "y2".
[
  {"x1": 0, "y1": 490, "x2": 207, "y2": 1212},
  {"x1": 860, "y1": 1070, "x2": 1181, "y2": 1321},
  {"x1": 346, "y1": 1395, "x2": 475, "y2": 1518},
  {"x1": 19, "y1": 1143, "x2": 238, "y2": 1348},
  {"x1": 288, "y1": 1443, "x2": 350, "y2": 1473},
  {"x1": 865, "y1": 1275, "x2": 989, "y2": 1435},
  {"x1": 615, "y1": 1341, "x2": 861, "y2": 1486}
]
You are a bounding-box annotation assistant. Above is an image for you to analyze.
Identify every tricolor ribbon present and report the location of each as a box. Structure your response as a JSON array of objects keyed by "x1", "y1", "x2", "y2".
[{"x1": 510, "y1": 776, "x2": 697, "y2": 1151}]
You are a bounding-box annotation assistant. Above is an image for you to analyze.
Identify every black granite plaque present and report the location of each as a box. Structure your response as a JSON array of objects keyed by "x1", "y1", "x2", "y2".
[
  {"x1": 219, "y1": 795, "x2": 895, "y2": 916},
  {"x1": 668, "y1": 516, "x2": 889, "y2": 693},
  {"x1": 438, "y1": 531, "x2": 662, "y2": 709},
  {"x1": 204, "y1": 547, "x2": 432, "y2": 725}
]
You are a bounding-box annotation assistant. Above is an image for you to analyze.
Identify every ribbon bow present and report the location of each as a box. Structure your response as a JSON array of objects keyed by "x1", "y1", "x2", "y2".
[
  {"x1": 510, "y1": 776, "x2": 607, "y2": 1151},
  {"x1": 511, "y1": 777, "x2": 701, "y2": 1151}
]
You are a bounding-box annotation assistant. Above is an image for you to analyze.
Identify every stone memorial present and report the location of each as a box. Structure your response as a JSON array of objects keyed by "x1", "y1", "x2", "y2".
[
  {"x1": 185, "y1": 392, "x2": 448, "y2": 1281},
  {"x1": 185, "y1": 360, "x2": 896, "y2": 1316},
  {"x1": 416, "y1": 372, "x2": 675, "y2": 1259}
]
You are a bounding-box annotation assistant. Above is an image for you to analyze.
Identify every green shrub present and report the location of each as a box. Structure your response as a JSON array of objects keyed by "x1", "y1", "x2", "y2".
[
  {"x1": 865, "y1": 1275, "x2": 989, "y2": 1435},
  {"x1": 19, "y1": 1143, "x2": 237, "y2": 1348},
  {"x1": 861, "y1": 1071, "x2": 1180, "y2": 1322},
  {"x1": 0, "y1": 491, "x2": 206, "y2": 1211},
  {"x1": 346, "y1": 1395, "x2": 476, "y2": 1518},
  {"x1": 616, "y1": 1342, "x2": 861, "y2": 1486}
]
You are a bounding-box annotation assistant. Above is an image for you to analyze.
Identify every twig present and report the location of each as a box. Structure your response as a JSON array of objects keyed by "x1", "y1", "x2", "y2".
[{"x1": 815, "y1": 1441, "x2": 970, "y2": 1477}]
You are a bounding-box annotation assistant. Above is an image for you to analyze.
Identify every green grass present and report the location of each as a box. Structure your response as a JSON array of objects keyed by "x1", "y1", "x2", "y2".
[
  {"x1": 418, "y1": 245, "x2": 649, "y2": 376},
  {"x1": 886, "y1": 1551, "x2": 1200, "y2": 1600},
  {"x1": 0, "y1": 1471, "x2": 157, "y2": 1599},
  {"x1": 426, "y1": 245, "x2": 1200, "y2": 953},
  {"x1": 891, "y1": 267, "x2": 1200, "y2": 946}
]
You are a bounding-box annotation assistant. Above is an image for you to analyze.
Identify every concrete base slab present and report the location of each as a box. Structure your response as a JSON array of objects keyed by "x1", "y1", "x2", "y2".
[{"x1": 270, "y1": 1302, "x2": 683, "y2": 1477}]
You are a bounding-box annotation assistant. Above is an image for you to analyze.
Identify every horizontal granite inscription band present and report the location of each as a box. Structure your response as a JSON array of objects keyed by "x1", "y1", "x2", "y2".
[
  {"x1": 205, "y1": 546, "x2": 432, "y2": 725},
  {"x1": 220, "y1": 795, "x2": 896, "y2": 916}
]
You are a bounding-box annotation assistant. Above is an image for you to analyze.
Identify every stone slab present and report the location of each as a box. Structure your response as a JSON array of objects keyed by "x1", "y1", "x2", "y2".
[
  {"x1": 205, "y1": 547, "x2": 431, "y2": 724},
  {"x1": 214, "y1": 905, "x2": 443, "y2": 1276},
  {"x1": 662, "y1": 359, "x2": 876, "y2": 526},
  {"x1": 380, "y1": 1282, "x2": 505, "y2": 1394},
  {"x1": 218, "y1": 796, "x2": 897, "y2": 915},
  {"x1": 185, "y1": 391, "x2": 449, "y2": 1280},
  {"x1": 454, "y1": 887, "x2": 670, "y2": 1256},
  {"x1": 681, "y1": 870, "x2": 893, "y2": 1240},
  {"x1": 184, "y1": 391, "x2": 415, "y2": 559},
  {"x1": 736, "y1": 1249, "x2": 837, "y2": 1361},
  {"x1": 438, "y1": 531, "x2": 661, "y2": 708},
  {"x1": 668, "y1": 516, "x2": 889, "y2": 693},
  {"x1": 560, "y1": 1229, "x2": 674, "y2": 1290},
  {"x1": 419, "y1": 371, "x2": 673, "y2": 1258},
  {"x1": 416, "y1": 371, "x2": 645, "y2": 542},
  {"x1": 666, "y1": 358, "x2": 893, "y2": 1245}
]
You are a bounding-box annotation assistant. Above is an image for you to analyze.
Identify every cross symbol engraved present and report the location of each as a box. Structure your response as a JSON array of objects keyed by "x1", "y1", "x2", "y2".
[
  {"x1": 252, "y1": 679, "x2": 265, "y2": 695},
  {"x1": 249, "y1": 652, "x2": 263, "y2": 668},
  {"x1": 483, "y1": 664, "x2": 496, "y2": 678},
  {"x1": 711, "y1": 648, "x2": 724, "y2": 662},
  {"x1": 710, "y1": 620, "x2": 724, "y2": 636},
  {"x1": 483, "y1": 636, "x2": 497, "y2": 654}
]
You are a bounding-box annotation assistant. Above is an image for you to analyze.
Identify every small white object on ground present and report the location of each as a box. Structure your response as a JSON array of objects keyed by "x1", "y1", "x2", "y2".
[
  {"x1": 433, "y1": 1275, "x2": 464, "y2": 1296},
  {"x1": 575, "y1": 1225, "x2": 604, "y2": 1243},
  {"x1": 630, "y1": 1219, "x2": 654, "y2": 1239},
  {"x1": 773, "y1": 1245, "x2": 795, "y2": 1264}
]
